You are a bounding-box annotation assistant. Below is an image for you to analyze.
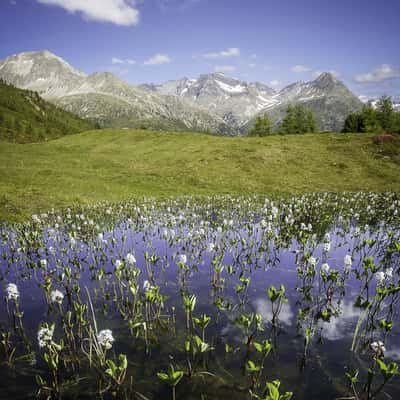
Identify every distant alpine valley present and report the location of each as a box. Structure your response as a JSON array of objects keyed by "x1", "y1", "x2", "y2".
[{"x1": 0, "y1": 50, "x2": 365, "y2": 135}]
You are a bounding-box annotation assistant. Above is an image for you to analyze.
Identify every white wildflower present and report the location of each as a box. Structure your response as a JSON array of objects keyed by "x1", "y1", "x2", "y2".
[
  {"x1": 6, "y1": 283, "x2": 19, "y2": 301},
  {"x1": 344, "y1": 255, "x2": 352, "y2": 267},
  {"x1": 50, "y1": 290, "x2": 64, "y2": 304},
  {"x1": 125, "y1": 253, "x2": 136, "y2": 265},
  {"x1": 309, "y1": 256, "x2": 317, "y2": 266},
  {"x1": 38, "y1": 325, "x2": 54, "y2": 348},
  {"x1": 385, "y1": 267, "x2": 393, "y2": 280},
  {"x1": 321, "y1": 263, "x2": 330, "y2": 275},
  {"x1": 370, "y1": 340, "x2": 385, "y2": 356},
  {"x1": 177, "y1": 254, "x2": 187, "y2": 265},
  {"x1": 207, "y1": 243, "x2": 215, "y2": 252},
  {"x1": 97, "y1": 329, "x2": 114, "y2": 350},
  {"x1": 375, "y1": 271, "x2": 385, "y2": 286}
]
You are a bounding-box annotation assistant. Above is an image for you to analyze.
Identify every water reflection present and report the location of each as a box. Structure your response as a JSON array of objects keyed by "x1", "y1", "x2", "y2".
[{"x1": 0, "y1": 193, "x2": 399, "y2": 399}]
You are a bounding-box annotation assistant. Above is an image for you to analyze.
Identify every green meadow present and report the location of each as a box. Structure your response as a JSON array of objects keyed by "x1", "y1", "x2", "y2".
[{"x1": 0, "y1": 129, "x2": 399, "y2": 221}]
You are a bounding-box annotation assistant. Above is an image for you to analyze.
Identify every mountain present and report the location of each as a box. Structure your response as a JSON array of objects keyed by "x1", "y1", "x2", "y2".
[
  {"x1": 359, "y1": 95, "x2": 400, "y2": 112},
  {"x1": 140, "y1": 73, "x2": 277, "y2": 127},
  {"x1": 0, "y1": 79, "x2": 96, "y2": 143},
  {"x1": 0, "y1": 50, "x2": 87, "y2": 98},
  {"x1": 144, "y1": 71, "x2": 363, "y2": 132},
  {"x1": 0, "y1": 51, "x2": 363, "y2": 135},
  {"x1": 244, "y1": 73, "x2": 363, "y2": 132},
  {"x1": 0, "y1": 51, "x2": 231, "y2": 134}
]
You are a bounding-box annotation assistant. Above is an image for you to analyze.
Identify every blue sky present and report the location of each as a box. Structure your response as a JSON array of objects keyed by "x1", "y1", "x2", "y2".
[{"x1": 1, "y1": 0, "x2": 399, "y2": 98}]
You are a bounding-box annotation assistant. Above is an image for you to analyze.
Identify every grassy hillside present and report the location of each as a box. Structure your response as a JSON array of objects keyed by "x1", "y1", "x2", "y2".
[
  {"x1": 0, "y1": 80, "x2": 97, "y2": 143},
  {"x1": 0, "y1": 129, "x2": 399, "y2": 221}
]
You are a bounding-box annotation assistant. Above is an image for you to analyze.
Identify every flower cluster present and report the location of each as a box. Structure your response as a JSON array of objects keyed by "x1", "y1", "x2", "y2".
[
  {"x1": 321, "y1": 263, "x2": 330, "y2": 275},
  {"x1": 207, "y1": 243, "x2": 215, "y2": 252},
  {"x1": 370, "y1": 340, "x2": 386, "y2": 357},
  {"x1": 177, "y1": 254, "x2": 187, "y2": 265},
  {"x1": 97, "y1": 329, "x2": 115, "y2": 350},
  {"x1": 38, "y1": 324, "x2": 55, "y2": 348},
  {"x1": 125, "y1": 253, "x2": 136, "y2": 265},
  {"x1": 344, "y1": 255, "x2": 352, "y2": 273},
  {"x1": 374, "y1": 268, "x2": 393, "y2": 287},
  {"x1": 50, "y1": 289, "x2": 64, "y2": 304},
  {"x1": 5, "y1": 283, "x2": 19, "y2": 301}
]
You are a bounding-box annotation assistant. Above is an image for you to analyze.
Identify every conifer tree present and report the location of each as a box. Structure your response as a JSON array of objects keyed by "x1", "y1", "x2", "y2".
[{"x1": 249, "y1": 115, "x2": 273, "y2": 136}]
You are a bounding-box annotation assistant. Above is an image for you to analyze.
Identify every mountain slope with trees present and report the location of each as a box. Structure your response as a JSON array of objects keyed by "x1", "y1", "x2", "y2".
[{"x1": 0, "y1": 80, "x2": 97, "y2": 143}]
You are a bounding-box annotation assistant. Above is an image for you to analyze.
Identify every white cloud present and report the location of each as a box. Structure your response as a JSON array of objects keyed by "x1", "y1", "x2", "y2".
[
  {"x1": 112, "y1": 57, "x2": 136, "y2": 65},
  {"x1": 213, "y1": 65, "x2": 236, "y2": 73},
  {"x1": 385, "y1": 348, "x2": 400, "y2": 361},
  {"x1": 317, "y1": 301, "x2": 362, "y2": 341},
  {"x1": 195, "y1": 47, "x2": 240, "y2": 59},
  {"x1": 291, "y1": 65, "x2": 312, "y2": 73},
  {"x1": 269, "y1": 80, "x2": 281, "y2": 87},
  {"x1": 254, "y1": 298, "x2": 294, "y2": 327},
  {"x1": 143, "y1": 53, "x2": 171, "y2": 65},
  {"x1": 358, "y1": 95, "x2": 370, "y2": 103},
  {"x1": 248, "y1": 63, "x2": 256, "y2": 69},
  {"x1": 36, "y1": 0, "x2": 140, "y2": 26},
  {"x1": 354, "y1": 64, "x2": 400, "y2": 83},
  {"x1": 112, "y1": 57, "x2": 124, "y2": 64}
]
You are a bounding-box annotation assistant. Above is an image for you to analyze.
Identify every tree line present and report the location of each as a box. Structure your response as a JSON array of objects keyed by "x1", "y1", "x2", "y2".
[
  {"x1": 249, "y1": 104, "x2": 317, "y2": 137},
  {"x1": 342, "y1": 95, "x2": 400, "y2": 134},
  {"x1": 249, "y1": 95, "x2": 400, "y2": 136}
]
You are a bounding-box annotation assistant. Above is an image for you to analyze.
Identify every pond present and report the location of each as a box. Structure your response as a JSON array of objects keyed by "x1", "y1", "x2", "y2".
[{"x1": 0, "y1": 193, "x2": 399, "y2": 399}]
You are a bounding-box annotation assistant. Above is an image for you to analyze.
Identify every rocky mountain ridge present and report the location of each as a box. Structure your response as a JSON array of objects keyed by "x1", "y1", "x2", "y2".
[{"x1": 0, "y1": 50, "x2": 364, "y2": 133}]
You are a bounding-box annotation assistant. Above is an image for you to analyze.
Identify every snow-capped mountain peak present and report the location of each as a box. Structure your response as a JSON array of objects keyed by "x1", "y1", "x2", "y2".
[
  {"x1": 142, "y1": 72, "x2": 277, "y2": 126},
  {"x1": 0, "y1": 50, "x2": 364, "y2": 133}
]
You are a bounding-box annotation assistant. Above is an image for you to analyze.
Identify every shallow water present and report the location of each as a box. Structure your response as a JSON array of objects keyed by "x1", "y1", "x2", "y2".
[{"x1": 0, "y1": 194, "x2": 399, "y2": 399}]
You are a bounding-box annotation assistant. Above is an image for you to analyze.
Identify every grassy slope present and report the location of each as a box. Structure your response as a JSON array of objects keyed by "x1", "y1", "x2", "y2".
[
  {"x1": 0, "y1": 80, "x2": 96, "y2": 143},
  {"x1": 0, "y1": 129, "x2": 399, "y2": 221}
]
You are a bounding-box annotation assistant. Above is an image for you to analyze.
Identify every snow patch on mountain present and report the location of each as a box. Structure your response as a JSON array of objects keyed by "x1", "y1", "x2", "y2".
[{"x1": 215, "y1": 80, "x2": 246, "y2": 94}]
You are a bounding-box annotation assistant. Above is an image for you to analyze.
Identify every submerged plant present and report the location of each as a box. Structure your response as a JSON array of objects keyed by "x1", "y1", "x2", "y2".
[{"x1": 157, "y1": 364, "x2": 184, "y2": 400}]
